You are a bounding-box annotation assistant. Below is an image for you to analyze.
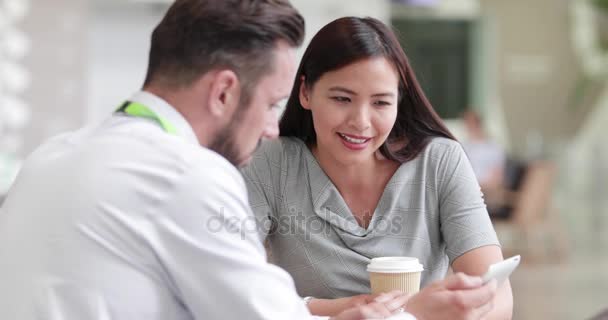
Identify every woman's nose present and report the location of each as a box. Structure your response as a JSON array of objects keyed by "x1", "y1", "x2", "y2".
[{"x1": 347, "y1": 106, "x2": 371, "y2": 131}]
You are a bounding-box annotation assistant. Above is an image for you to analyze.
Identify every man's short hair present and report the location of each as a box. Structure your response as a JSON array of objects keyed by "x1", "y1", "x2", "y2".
[{"x1": 144, "y1": 0, "x2": 304, "y2": 105}]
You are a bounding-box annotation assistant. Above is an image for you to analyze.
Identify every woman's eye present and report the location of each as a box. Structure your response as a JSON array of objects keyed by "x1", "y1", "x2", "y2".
[
  {"x1": 331, "y1": 96, "x2": 351, "y2": 103},
  {"x1": 374, "y1": 100, "x2": 391, "y2": 107}
]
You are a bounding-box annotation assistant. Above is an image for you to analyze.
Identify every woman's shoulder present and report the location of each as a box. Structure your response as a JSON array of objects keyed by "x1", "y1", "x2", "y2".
[
  {"x1": 398, "y1": 137, "x2": 465, "y2": 173},
  {"x1": 421, "y1": 137, "x2": 464, "y2": 159},
  {"x1": 257, "y1": 136, "x2": 305, "y2": 155},
  {"x1": 250, "y1": 137, "x2": 307, "y2": 167},
  {"x1": 426, "y1": 136, "x2": 461, "y2": 150}
]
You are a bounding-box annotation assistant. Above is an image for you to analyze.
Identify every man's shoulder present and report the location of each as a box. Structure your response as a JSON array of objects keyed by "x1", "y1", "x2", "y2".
[
  {"x1": 192, "y1": 148, "x2": 241, "y2": 180},
  {"x1": 24, "y1": 121, "x2": 242, "y2": 189}
]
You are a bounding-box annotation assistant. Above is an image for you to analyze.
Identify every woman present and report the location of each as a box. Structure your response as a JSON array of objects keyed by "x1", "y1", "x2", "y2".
[{"x1": 242, "y1": 17, "x2": 512, "y2": 318}]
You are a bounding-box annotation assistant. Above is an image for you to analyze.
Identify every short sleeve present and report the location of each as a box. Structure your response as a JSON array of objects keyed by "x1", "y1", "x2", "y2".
[
  {"x1": 437, "y1": 141, "x2": 500, "y2": 264},
  {"x1": 240, "y1": 139, "x2": 285, "y2": 242}
]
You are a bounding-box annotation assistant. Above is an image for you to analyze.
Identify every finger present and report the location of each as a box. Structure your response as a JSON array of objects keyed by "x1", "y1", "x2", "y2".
[
  {"x1": 366, "y1": 302, "x2": 393, "y2": 318},
  {"x1": 385, "y1": 293, "x2": 411, "y2": 312},
  {"x1": 351, "y1": 294, "x2": 373, "y2": 306},
  {"x1": 333, "y1": 306, "x2": 365, "y2": 320},
  {"x1": 451, "y1": 279, "x2": 497, "y2": 309},
  {"x1": 356, "y1": 293, "x2": 382, "y2": 305},
  {"x1": 364, "y1": 292, "x2": 384, "y2": 304},
  {"x1": 368, "y1": 293, "x2": 383, "y2": 299},
  {"x1": 373, "y1": 290, "x2": 403, "y2": 303},
  {"x1": 444, "y1": 272, "x2": 483, "y2": 290},
  {"x1": 470, "y1": 299, "x2": 495, "y2": 319},
  {"x1": 356, "y1": 304, "x2": 391, "y2": 319}
]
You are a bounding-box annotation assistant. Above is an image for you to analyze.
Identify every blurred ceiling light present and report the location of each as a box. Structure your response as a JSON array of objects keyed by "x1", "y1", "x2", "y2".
[
  {"x1": 0, "y1": 96, "x2": 30, "y2": 130},
  {"x1": 0, "y1": 61, "x2": 30, "y2": 94},
  {"x1": 128, "y1": 0, "x2": 173, "y2": 3},
  {"x1": 392, "y1": 0, "x2": 440, "y2": 6},
  {"x1": 1, "y1": 27, "x2": 30, "y2": 59},
  {"x1": 2, "y1": 0, "x2": 30, "y2": 22}
]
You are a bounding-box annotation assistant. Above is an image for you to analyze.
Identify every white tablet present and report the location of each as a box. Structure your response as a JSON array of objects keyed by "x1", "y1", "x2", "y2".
[{"x1": 481, "y1": 255, "x2": 521, "y2": 286}]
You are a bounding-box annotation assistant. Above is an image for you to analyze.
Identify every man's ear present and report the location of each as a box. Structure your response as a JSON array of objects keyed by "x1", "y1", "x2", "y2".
[
  {"x1": 299, "y1": 76, "x2": 311, "y2": 110},
  {"x1": 207, "y1": 70, "x2": 240, "y2": 118}
]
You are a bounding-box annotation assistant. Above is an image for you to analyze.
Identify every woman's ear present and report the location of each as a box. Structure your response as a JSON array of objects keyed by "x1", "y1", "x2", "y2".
[{"x1": 299, "y1": 76, "x2": 311, "y2": 110}]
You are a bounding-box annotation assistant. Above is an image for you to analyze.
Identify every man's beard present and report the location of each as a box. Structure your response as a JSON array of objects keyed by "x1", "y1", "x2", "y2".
[
  {"x1": 209, "y1": 120, "x2": 241, "y2": 167},
  {"x1": 208, "y1": 103, "x2": 260, "y2": 167}
]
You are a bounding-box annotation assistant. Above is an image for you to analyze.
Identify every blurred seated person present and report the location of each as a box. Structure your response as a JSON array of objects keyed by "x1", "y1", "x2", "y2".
[{"x1": 461, "y1": 110, "x2": 510, "y2": 219}]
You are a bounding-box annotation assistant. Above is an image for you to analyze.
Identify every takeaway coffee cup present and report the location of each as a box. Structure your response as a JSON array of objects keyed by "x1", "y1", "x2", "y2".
[{"x1": 367, "y1": 257, "x2": 424, "y2": 295}]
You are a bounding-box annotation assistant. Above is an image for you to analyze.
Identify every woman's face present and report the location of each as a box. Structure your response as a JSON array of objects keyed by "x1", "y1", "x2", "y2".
[{"x1": 300, "y1": 57, "x2": 399, "y2": 166}]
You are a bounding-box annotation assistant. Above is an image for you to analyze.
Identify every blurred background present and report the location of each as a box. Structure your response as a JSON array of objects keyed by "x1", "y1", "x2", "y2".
[{"x1": 0, "y1": 0, "x2": 607, "y2": 318}]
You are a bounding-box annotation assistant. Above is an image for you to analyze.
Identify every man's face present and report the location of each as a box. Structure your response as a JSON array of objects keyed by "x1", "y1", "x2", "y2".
[{"x1": 209, "y1": 41, "x2": 297, "y2": 167}]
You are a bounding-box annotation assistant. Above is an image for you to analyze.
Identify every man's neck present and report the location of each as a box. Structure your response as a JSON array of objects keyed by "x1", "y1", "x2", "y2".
[{"x1": 142, "y1": 86, "x2": 215, "y2": 147}]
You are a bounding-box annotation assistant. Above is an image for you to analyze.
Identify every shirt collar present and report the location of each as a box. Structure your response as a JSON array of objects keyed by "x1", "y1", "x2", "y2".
[{"x1": 128, "y1": 90, "x2": 199, "y2": 145}]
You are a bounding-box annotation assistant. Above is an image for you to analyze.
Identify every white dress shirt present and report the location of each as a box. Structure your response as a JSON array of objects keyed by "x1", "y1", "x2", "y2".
[{"x1": 0, "y1": 91, "x2": 320, "y2": 319}]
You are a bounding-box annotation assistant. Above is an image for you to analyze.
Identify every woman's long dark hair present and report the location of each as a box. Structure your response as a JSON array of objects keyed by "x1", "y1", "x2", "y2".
[{"x1": 279, "y1": 17, "x2": 456, "y2": 163}]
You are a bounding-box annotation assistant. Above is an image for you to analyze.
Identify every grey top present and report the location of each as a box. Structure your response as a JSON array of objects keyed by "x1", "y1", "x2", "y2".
[{"x1": 241, "y1": 137, "x2": 500, "y2": 298}]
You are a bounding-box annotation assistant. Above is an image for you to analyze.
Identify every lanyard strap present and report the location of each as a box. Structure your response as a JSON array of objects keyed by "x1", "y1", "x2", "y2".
[{"x1": 117, "y1": 101, "x2": 178, "y2": 135}]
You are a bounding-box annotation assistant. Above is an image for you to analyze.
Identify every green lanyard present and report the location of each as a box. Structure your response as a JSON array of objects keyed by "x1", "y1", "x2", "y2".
[{"x1": 117, "y1": 101, "x2": 178, "y2": 135}]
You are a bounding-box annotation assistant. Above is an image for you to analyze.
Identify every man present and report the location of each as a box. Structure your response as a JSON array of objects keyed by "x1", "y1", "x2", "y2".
[{"x1": 0, "y1": 1, "x2": 497, "y2": 319}]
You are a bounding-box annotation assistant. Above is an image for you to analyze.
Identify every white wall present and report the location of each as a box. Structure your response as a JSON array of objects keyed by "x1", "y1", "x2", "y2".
[
  {"x1": 559, "y1": 86, "x2": 608, "y2": 250},
  {"x1": 292, "y1": 0, "x2": 390, "y2": 61},
  {"x1": 0, "y1": 0, "x2": 88, "y2": 193},
  {"x1": 84, "y1": 0, "x2": 391, "y2": 123},
  {"x1": 85, "y1": 2, "x2": 167, "y2": 123},
  {"x1": 0, "y1": 0, "x2": 392, "y2": 193}
]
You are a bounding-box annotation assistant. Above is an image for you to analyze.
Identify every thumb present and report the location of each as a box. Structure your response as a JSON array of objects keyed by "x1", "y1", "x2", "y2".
[{"x1": 444, "y1": 272, "x2": 483, "y2": 290}]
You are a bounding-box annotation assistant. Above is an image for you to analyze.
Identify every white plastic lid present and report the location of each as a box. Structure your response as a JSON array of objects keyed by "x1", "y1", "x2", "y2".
[{"x1": 367, "y1": 257, "x2": 424, "y2": 273}]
